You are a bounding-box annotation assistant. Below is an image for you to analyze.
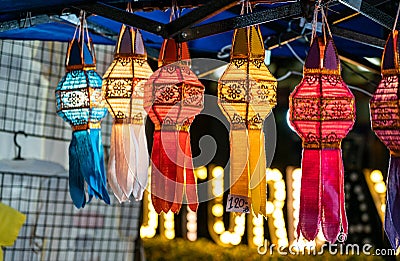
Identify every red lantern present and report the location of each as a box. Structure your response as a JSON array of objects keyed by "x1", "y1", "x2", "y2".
[
  {"x1": 370, "y1": 30, "x2": 400, "y2": 249},
  {"x1": 289, "y1": 36, "x2": 355, "y2": 242},
  {"x1": 144, "y1": 39, "x2": 204, "y2": 214}
]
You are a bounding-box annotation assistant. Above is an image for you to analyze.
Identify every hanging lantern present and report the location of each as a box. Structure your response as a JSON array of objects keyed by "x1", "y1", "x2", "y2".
[
  {"x1": 144, "y1": 38, "x2": 204, "y2": 214},
  {"x1": 370, "y1": 30, "x2": 400, "y2": 249},
  {"x1": 102, "y1": 20, "x2": 153, "y2": 202},
  {"x1": 55, "y1": 12, "x2": 109, "y2": 208},
  {"x1": 218, "y1": 21, "x2": 277, "y2": 216},
  {"x1": 289, "y1": 32, "x2": 356, "y2": 241}
]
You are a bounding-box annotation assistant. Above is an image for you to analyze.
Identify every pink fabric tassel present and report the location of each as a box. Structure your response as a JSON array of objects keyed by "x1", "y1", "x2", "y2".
[
  {"x1": 321, "y1": 149, "x2": 341, "y2": 243},
  {"x1": 298, "y1": 149, "x2": 321, "y2": 241}
]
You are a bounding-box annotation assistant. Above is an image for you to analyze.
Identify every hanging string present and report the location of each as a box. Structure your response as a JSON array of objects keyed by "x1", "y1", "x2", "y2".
[
  {"x1": 393, "y1": 2, "x2": 400, "y2": 32},
  {"x1": 310, "y1": 0, "x2": 321, "y2": 44}
]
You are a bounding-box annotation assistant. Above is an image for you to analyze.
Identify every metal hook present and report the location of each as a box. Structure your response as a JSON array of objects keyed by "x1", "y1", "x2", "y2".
[{"x1": 14, "y1": 131, "x2": 27, "y2": 160}]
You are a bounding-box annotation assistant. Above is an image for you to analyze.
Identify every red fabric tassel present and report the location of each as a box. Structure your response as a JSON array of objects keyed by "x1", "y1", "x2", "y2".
[
  {"x1": 160, "y1": 130, "x2": 177, "y2": 212},
  {"x1": 171, "y1": 131, "x2": 186, "y2": 213},
  {"x1": 184, "y1": 131, "x2": 199, "y2": 212},
  {"x1": 298, "y1": 149, "x2": 321, "y2": 241},
  {"x1": 321, "y1": 149, "x2": 341, "y2": 243},
  {"x1": 151, "y1": 130, "x2": 163, "y2": 214}
]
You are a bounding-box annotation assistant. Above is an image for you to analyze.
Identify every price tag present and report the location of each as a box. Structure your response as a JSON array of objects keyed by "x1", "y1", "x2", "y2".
[{"x1": 226, "y1": 194, "x2": 251, "y2": 213}]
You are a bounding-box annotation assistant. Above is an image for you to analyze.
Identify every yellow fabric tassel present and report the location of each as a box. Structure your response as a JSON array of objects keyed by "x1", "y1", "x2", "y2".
[
  {"x1": 249, "y1": 129, "x2": 267, "y2": 216},
  {"x1": 230, "y1": 129, "x2": 249, "y2": 198}
]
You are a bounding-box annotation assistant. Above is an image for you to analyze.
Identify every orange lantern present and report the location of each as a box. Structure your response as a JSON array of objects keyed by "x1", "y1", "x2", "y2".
[
  {"x1": 144, "y1": 39, "x2": 204, "y2": 214},
  {"x1": 218, "y1": 21, "x2": 277, "y2": 216}
]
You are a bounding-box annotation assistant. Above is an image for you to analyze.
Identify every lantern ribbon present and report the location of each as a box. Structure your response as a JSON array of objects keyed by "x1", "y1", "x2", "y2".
[
  {"x1": 171, "y1": 129, "x2": 199, "y2": 213},
  {"x1": 249, "y1": 129, "x2": 267, "y2": 216},
  {"x1": 151, "y1": 129, "x2": 176, "y2": 213},
  {"x1": 69, "y1": 129, "x2": 110, "y2": 208},
  {"x1": 297, "y1": 148, "x2": 347, "y2": 242},
  {"x1": 230, "y1": 129, "x2": 249, "y2": 201},
  {"x1": 130, "y1": 123, "x2": 149, "y2": 200},
  {"x1": 385, "y1": 156, "x2": 400, "y2": 249},
  {"x1": 107, "y1": 123, "x2": 133, "y2": 202}
]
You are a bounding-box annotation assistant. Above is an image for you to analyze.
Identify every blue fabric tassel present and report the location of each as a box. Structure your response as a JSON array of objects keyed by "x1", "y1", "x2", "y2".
[
  {"x1": 69, "y1": 130, "x2": 94, "y2": 208},
  {"x1": 69, "y1": 130, "x2": 110, "y2": 208},
  {"x1": 90, "y1": 128, "x2": 110, "y2": 204},
  {"x1": 384, "y1": 156, "x2": 400, "y2": 249}
]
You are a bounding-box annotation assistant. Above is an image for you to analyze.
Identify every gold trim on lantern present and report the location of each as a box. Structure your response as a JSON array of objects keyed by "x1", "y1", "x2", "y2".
[
  {"x1": 303, "y1": 141, "x2": 341, "y2": 149},
  {"x1": 72, "y1": 124, "x2": 89, "y2": 131},
  {"x1": 89, "y1": 122, "x2": 101, "y2": 129},
  {"x1": 178, "y1": 125, "x2": 190, "y2": 132},
  {"x1": 382, "y1": 68, "x2": 400, "y2": 76},
  {"x1": 66, "y1": 65, "x2": 96, "y2": 71},
  {"x1": 390, "y1": 150, "x2": 400, "y2": 157},
  {"x1": 303, "y1": 68, "x2": 341, "y2": 75}
]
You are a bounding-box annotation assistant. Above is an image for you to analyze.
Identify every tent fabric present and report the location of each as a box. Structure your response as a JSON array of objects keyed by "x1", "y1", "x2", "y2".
[{"x1": 0, "y1": 2, "x2": 389, "y2": 58}]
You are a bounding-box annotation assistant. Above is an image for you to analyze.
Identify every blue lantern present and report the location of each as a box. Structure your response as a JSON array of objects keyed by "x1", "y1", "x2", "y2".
[{"x1": 55, "y1": 12, "x2": 109, "y2": 208}]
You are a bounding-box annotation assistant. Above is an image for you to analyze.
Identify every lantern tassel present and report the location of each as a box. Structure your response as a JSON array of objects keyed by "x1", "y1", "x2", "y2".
[
  {"x1": 151, "y1": 130, "x2": 177, "y2": 213},
  {"x1": 184, "y1": 130, "x2": 199, "y2": 212},
  {"x1": 90, "y1": 128, "x2": 110, "y2": 204},
  {"x1": 385, "y1": 156, "x2": 400, "y2": 249},
  {"x1": 249, "y1": 129, "x2": 266, "y2": 216},
  {"x1": 107, "y1": 124, "x2": 129, "y2": 202},
  {"x1": 298, "y1": 148, "x2": 321, "y2": 241},
  {"x1": 321, "y1": 149, "x2": 342, "y2": 243},
  {"x1": 69, "y1": 131, "x2": 88, "y2": 208},
  {"x1": 112, "y1": 123, "x2": 134, "y2": 200},
  {"x1": 130, "y1": 124, "x2": 149, "y2": 200},
  {"x1": 151, "y1": 130, "x2": 164, "y2": 214},
  {"x1": 171, "y1": 130, "x2": 186, "y2": 213},
  {"x1": 69, "y1": 130, "x2": 110, "y2": 208},
  {"x1": 230, "y1": 129, "x2": 249, "y2": 200}
]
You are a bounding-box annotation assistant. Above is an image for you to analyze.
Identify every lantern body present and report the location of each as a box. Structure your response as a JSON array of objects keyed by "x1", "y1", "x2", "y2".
[
  {"x1": 102, "y1": 25, "x2": 153, "y2": 202},
  {"x1": 370, "y1": 30, "x2": 400, "y2": 249},
  {"x1": 218, "y1": 25, "x2": 277, "y2": 216},
  {"x1": 55, "y1": 29, "x2": 109, "y2": 208},
  {"x1": 289, "y1": 37, "x2": 355, "y2": 242},
  {"x1": 144, "y1": 39, "x2": 204, "y2": 214}
]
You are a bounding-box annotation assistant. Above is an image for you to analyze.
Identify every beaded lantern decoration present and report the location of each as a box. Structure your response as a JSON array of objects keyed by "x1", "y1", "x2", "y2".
[
  {"x1": 217, "y1": 6, "x2": 277, "y2": 217},
  {"x1": 370, "y1": 29, "x2": 400, "y2": 249},
  {"x1": 102, "y1": 8, "x2": 153, "y2": 202},
  {"x1": 289, "y1": 6, "x2": 355, "y2": 242},
  {"x1": 55, "y1": 12, "x2": 109, "y2": 208},
  {"x1": 144, "y1": 37, "x2": 204, "y2": 214}
]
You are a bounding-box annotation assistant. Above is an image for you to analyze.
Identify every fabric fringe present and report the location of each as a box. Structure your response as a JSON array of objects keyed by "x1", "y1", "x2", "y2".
[
  {"x1": 230, "y1": 129, "x2": 249, "y2": 198},
  {"x1": 130, "y1": 124, "x2": 149, "y2": 200},
  {"x1": 385, "y1": 156, "x2": 400, "y2": 249},
  {"x1": 249, "y1": 129, "x2": 267, "y2": 217},
  {"x1": 69, "y1": 130, "x2": 110, "y2": 208},
  {"x1": 321, "y1": 149, "x2": 341, "y2": 243},
  {"x1": 298, "y1": 149, "x2": 321, "y2": 241},
  {"x1": 90, "y1": 128, "x2": 110, "y2": 204}
]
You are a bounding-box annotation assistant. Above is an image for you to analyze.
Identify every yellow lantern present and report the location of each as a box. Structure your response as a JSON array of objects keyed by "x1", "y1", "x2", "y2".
[
  {"x1": 218, "y1": 22, "x2": 277, "y2": 216},
  {"x1": 102, "y1": 24, "x2": 153, "y2": 202}
]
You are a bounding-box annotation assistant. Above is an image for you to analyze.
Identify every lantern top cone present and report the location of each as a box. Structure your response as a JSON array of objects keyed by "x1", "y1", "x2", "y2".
[
  {"x1": 114, "y1": 25, "x2": 147, "y2": 58},
  {"x1": 303, "y1": 36, "x2": 340, "y2": 75},
  {"x1": 158, "y1": 38, "x2": 190, "y2": 67},
  {"x1": 231, "y1": 25, "x2": 264, "y2": 61},
  {"x1": 381, "y1": 30, "x2": 400, "y2": 75},
  {"x1": 66, "y1": 34, "x2": 96, "y2": 71}
]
